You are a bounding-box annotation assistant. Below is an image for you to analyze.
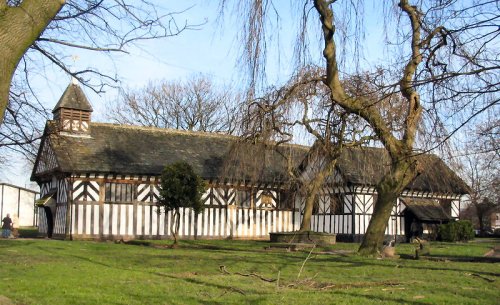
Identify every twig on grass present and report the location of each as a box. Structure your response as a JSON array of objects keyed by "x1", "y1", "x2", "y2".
[
  {"x1": 466, "y1": 273, "x2": 495, "y2": 283},
  {"x1": 228, "y1": 287, "x2": 246, "y2": 295},
  {"x1": 219, "y1": 265, "x2": 276, "y2": 282},
  {"x1": 319, "y1": 284, "x2": 336, "y2": 290},
  {"x1": 297, "y1": 244, "x2": 316, "y2": 280}
]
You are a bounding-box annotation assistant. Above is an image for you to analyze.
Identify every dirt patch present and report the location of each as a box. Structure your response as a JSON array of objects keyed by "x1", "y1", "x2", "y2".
[
  {"x1": 484, "y1": 246, "x2": 500, "y2": 258},
  {"x1": 0, "y1": 295, "x2": 14, "y2": 305}
]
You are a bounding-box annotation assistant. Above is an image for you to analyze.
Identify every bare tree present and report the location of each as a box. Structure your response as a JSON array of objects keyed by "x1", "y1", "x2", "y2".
[
  {"x1": 0, "y1": 1, "x2": 198, "y2": 123},
  {"x1": 459, "y1": 162, "x2": 498, "y2": 234},
  {"x1": 0, "y1": 84, "x2": 48, "y2": 164},
  {"x1": 0, "y1": 0, "x2": 198, "y2": 167},
  {"x1": 220, "y1": 0, "x2": 499, "y2": 255},
  {"x1": 107, "y1": 75, "x2": 244, "y2": 134},
  {"x1": 238, "y1": 66, "x2": 378, "y2": 230},
  {"x1": 456, "y1": 118, "x2": 499, "y2": 234}
]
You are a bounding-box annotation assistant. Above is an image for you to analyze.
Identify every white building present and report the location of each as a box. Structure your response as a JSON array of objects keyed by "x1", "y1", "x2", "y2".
[
  {"x1": 0, "y1": 183, "x2": 38, "y2": 227},
  {"x1": 31, "y1": 83, "x2": 469, "y2": 241}
]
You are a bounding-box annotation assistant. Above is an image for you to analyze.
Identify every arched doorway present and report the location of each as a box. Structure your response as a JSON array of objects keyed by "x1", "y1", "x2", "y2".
[{"x1": 36, "y1": 191, "x2": 56, "y2": 238}]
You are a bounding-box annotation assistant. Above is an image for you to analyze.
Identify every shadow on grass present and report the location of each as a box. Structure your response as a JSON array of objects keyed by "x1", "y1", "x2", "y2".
[
  {"x1": 24, "y1": 239, "x2": 500, "y2": 287},
  {"x1": 395, "y1": 245, "x2": 500, "y2": 264},
  {"x1": 0, "y1": 240, "x2": 36, "y2": 248},
  {"x1": 318, "y1": 254, "x2": 500, "y2": 279},
  {"x1": 149, "y1": 270, "x2": 271, "y2": 300},
  {"x1": 118, "y1": 238, "x2": 500, "y2": 279},
  {"x1": 415, "y1": 254, "x2": 500, "y2": 263},
  {"x1": 332, "y1": 289, "x2": 435, "y2": 305}
]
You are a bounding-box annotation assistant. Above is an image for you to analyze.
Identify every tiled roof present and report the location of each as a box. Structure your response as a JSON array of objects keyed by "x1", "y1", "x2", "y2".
[
  {"x1": 52, "y1": 83, "x2": 93, "y2": 113},
  {"x1": 337, "y1": 147, "x2": 470, "y2": 194},
  {"x1": 402, "y1": 198, "x2": 452, "y2": 222},
  {"x1": 43, "y1": 122, "x2": 307, "y2": 184},
  {"x1": 35, "y1": 122, "x2": 470, "y2": 195}
]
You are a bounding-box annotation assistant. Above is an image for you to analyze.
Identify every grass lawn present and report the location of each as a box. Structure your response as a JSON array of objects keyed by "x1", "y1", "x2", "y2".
[{"x1": 0, "y1": 238, "x2": 498, "y2": 305}]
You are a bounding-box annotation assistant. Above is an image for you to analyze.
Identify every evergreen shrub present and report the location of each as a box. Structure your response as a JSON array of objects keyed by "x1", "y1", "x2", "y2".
[{"x1": 438, "y1": 220, "x2": 474, "y2": 242}]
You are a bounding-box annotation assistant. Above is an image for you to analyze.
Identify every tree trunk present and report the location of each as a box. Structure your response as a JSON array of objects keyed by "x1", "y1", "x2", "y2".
[
  {"x1": 358, "y1": 186, "x2": 400, "y2": 255},
  {"x1": 171, "y1": 209, "x2": 180, "y2": 246},
  {"x1": 358, "y1": 158, "x2": 418, "y2": 255},
  {"x1": 300, "y1": 157, "x2": 338, "y2": 231},
  {"x1": 477, "y1": 208, "x2": 485, "y2": 234},
  {"x1": 0, "y1": 0, "x2": 65, "y2": 123},
  {"x1": 300, "y1": 186, "x2": 319, "y2": 232}
]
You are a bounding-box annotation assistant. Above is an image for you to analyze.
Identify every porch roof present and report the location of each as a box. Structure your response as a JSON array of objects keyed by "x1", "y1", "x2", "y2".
[{"x1": 402, "y1": 198, "x2": 452, "y2": 222}]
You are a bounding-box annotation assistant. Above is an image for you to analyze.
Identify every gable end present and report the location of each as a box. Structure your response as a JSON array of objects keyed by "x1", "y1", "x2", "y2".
[{"x1": 33, "y1": 138, "x2": 60, "y2": 177}]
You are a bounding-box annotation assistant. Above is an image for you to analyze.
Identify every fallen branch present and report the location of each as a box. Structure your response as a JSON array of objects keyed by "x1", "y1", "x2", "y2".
[
  {"x1": 227, "y1": 287, "x2": 246, "y2": 295},
  {"x1": 466, "y1": 272, "x2": 495, "y2": 283},
  {"x1": 289, "y1": 280, "x2": 403, "y2": 290},
  {"x1": 219, "y1": 265, "x2": 276, "y2": 282}
]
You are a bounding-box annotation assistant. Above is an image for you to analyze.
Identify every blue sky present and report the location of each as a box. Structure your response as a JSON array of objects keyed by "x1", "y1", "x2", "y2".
[{"x1": 0, "y1": 1, "x2": 403, "y2": 188}]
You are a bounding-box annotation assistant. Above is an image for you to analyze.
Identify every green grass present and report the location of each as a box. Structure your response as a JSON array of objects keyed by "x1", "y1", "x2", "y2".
[{"x1": 0, "y1": 238, "x2": 498, "y2": 305}]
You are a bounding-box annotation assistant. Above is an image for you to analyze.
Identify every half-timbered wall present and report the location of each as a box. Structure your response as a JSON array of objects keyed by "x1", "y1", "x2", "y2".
[
  {"x1": 70, "y1": 203, "x2": 300, "y2": 239},
  {"x1": 349, "y1": 187, "x2": 405, "y2": 237},
  {"x1": 38, "y1": 179, "x2": 56, "y2": 235},
  {"x1": 308, "y1": 187, "x2": 462, "y2": 239},
  {"x1": 309, "y1": 187, "x2": 354, "y2": 235},
  {"x1": 66, "y1": 174, "x2": 300, "y2": 240},
  {"x1": 38, "y1": 210, "x2": 48, "y2": 234},
  {"x1": 38, "y1": 177, "x2": 69, "y2": 237},
  {"x1": 451, "y1": 200, "x2": 460, "y2": 218},
  {"x1": 39, "y1": 173, "x2": 463, "y2": 241},
  {"x1": 307, "y1": 187, "x2": 404, "y2": 237}
]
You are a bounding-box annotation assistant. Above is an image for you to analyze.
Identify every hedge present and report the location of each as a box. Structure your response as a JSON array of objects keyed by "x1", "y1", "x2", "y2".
[{"x1": 438, "y1": 220, "x2": 474, "y2": 242}]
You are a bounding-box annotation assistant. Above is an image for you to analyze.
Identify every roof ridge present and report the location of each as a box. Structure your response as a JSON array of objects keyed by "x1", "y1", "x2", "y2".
[
  {"x1": 90, "y1": 122, "x2": 311, "y2": 150},
  {"x1": 59, "y1": 121, "x2": 441, "y2": 156},
  {"x1": 91, "y1": 122, "x2": 239, "y2": 139}
]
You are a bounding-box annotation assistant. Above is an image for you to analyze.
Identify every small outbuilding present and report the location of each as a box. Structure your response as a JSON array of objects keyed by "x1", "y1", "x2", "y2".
[
  {"x1": 401, "y1": 198, "x2": 453, "y2": 241},
  {"x1": 0, "y1": 183, "x2": 38, "y2": 227}
]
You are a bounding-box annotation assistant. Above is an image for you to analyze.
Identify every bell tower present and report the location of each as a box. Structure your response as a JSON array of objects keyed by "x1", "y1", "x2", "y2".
[{"x1": 52, "y1": 79, "x2": 93, "y2": 134}]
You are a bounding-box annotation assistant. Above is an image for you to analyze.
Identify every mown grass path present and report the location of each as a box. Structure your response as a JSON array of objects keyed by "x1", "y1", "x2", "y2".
[{"x1": 0, "y1": 239, "x2": 498, "y2": 304}]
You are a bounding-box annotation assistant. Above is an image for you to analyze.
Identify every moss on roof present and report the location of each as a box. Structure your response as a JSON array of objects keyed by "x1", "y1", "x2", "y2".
[
  {"x1": 35, "y1": 122, "x2": 470, "y2": 195},
  {"x1": 44, "y1": 122, "x2": 307, "y2": 184},
  {"x1": 402, "y1": 198, "x2": 452, "y2": 222},
  {"x1": 337, "y1": 147, "x2": 470, "y2": 194}
]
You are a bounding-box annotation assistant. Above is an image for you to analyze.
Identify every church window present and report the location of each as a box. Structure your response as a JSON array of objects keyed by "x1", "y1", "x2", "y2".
[
  {"x1": 105, "y1": 183, "x2": 135, "y2": 203},
  {"x1": 236, "y1": 189, "x2": 251, "y2": 208},
  {"x1": 331, "y1": 194, "x2": 344, "y2": 214}
]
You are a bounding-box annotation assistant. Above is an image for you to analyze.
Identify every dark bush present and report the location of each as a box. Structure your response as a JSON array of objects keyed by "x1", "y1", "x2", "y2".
[
  {"x1": 438, "y1": 220, "x2": 474, "y2": 242},
  {"x1": 18, "y1": 227, "x2": 39, "y2": 238}
]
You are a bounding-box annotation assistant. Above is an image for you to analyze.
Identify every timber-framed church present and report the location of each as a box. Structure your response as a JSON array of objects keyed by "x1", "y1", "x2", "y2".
[{"x1": 31, "y1": 82, "x2": 470, "y2": 242}]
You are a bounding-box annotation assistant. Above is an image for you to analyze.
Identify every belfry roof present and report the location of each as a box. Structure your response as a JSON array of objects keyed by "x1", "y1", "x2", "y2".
[{"x1": 52, "y1": 82, "x2": 93, "y2": 113}]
